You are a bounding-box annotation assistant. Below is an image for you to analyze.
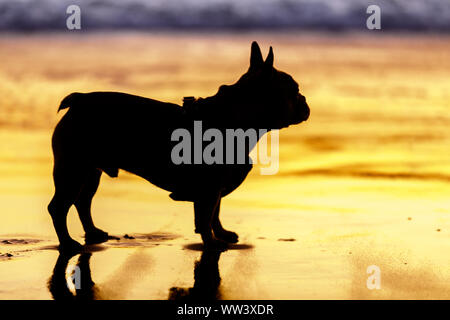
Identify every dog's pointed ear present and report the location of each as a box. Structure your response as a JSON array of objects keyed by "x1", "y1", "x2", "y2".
[
  {"x1": 264, "y1": 46, "x2": 274, "y2": 68},
  {"x1": 249, "y1": 41, "x2": 263, "y2": 71}
]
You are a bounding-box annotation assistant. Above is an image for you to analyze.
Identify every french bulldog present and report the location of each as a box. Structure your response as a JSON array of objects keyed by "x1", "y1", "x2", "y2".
[{"x1": 48, "y1": 41, "x2": 310, "y2": 252}]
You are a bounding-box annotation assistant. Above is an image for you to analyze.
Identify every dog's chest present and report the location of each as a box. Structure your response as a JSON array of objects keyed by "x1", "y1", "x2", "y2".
[{"x1": 167, "y1": 163, "x2": 252, "y2": 201}]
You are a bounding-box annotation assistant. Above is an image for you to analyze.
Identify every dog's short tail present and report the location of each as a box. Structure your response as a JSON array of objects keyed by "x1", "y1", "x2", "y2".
[{"x1": 58, "y1": 92, "x2": 82, "y2": 112}]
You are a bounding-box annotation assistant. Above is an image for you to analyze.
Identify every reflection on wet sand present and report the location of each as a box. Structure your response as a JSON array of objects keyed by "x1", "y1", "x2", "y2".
[
  {"x1": 48, "y1": 252, "x2": 99, "y2": 300},
  {"x1": 47, "y1": 244, "x2": 253, "y2": 300},
  {"x1": 169, "y1": 249, "x2": 223, "y2": 301}
]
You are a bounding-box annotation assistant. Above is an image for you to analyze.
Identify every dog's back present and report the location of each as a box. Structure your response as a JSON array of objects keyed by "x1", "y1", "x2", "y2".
[
  {"x1": 53, "y1": 91, "x2": 251, "y2": 199},
  {"x1": 55, "y1": 92, "x2": 184, "y2": 155},
  {"x1": 54, "y1": 92, "x2": 183, "y2": 173}
]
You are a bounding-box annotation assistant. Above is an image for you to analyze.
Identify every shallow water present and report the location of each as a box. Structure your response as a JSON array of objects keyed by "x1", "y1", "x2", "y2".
[{"x1": 0, "y1": 32, "x2": 449, "y2": 299}]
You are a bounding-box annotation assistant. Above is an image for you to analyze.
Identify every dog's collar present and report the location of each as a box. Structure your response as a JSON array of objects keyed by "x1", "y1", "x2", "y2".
[
  {"x1": 182, "y1": 96, "x2": 218, "y2": 120},
  {"x1": 181, "y1": 95, "x2": 271, "y2": 130},
  {"x1": 182, "y1": 96, "x2": 199, "y2": 116}
]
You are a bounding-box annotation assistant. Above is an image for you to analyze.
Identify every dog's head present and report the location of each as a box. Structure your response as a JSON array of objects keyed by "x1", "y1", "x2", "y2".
[{"x1": 216, "y1": 41, "x2": 310, "y2": 129}]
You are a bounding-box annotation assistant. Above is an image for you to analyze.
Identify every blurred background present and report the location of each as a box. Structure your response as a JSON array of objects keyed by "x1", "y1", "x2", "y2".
[
  {"x1": 1, "y1": 0, "x2": 449, "y2": 32},
  {"x1": 0, "y1": 0, "x2": 449, "y2": 299}
]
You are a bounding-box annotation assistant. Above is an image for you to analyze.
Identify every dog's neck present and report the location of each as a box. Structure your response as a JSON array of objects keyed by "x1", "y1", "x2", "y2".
[
  {"x1": 183, "y1": 94, "x2": 272, "y2": 156},
  {"x1": 183, "y1": 95, "x2": 227, "y2": 126},
  {"x1": 182, "y1": 90, "x2": 271, "y2": 132}
]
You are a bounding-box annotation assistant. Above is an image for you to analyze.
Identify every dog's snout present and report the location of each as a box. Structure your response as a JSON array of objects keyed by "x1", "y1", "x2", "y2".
[
  {"x1": 298, "y1": 94, "x2": 306, "y2": 103},
  {"x1": 296, "y1": 94, "x2": 310, "y2": 122},
  {"x1": 302, "y1": 103, "x2": 310, "y2": 121}
]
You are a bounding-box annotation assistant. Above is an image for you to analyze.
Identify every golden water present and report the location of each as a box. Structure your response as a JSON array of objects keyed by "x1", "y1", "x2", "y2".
[{"x1": 0, "y1": 32, "x2": 449, "y2": 299}]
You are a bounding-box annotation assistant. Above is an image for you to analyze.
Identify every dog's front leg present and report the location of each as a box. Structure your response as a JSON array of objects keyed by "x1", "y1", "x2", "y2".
[
  {"x1": 194, "y1": 193, "x2": 227, "y2": 249},
  {"x1": 212, "y1": 197, "x2": 239, "y2": 244}
]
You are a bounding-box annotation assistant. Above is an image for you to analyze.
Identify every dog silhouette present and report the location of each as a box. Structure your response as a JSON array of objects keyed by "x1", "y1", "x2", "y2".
[{"x1": 48, "y1": 41, "x2": 310, "y2": 252}]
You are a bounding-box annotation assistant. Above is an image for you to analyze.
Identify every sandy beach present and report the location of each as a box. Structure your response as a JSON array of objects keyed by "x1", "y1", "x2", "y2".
[{"x1": 0, "y1": 32, "x2": 449, "y2": 299}]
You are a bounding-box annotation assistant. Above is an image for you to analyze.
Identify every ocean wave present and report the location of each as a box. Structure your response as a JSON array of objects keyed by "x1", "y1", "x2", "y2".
[{"x1": 0, "y1": 0, "x2": 449, "y2": 32}]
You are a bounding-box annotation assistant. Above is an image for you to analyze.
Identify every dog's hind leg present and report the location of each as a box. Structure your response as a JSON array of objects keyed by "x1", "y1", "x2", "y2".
[
  {"x1": 48, "y1": 164, "x2": 85, "y2": 253},
  {"x1": 194, "y1": 193, "x2": 227, "y2": 249},
  {"x1": 211, "y1": 197, "x2": 239, "y2": 244},
  {"x1": 74, "y1": 169, "x2": 109, "y2": 245}
]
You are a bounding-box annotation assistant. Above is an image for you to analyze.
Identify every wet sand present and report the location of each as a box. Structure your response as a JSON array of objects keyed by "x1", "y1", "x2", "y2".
[{"x1": 0, "y1": 32, "x2": 449, "y2": 299}]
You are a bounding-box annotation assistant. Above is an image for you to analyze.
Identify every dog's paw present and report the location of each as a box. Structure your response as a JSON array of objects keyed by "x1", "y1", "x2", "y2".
[
  {"x1": 214, "y1": 230, "x2": 239, "y2": 244},
  {"x1": 59, "y1": 239, "x2": 83, "y2": 254},
  {"x1": 85, "y1": 229, "x2": 109, "y2": 245}
]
